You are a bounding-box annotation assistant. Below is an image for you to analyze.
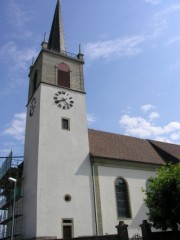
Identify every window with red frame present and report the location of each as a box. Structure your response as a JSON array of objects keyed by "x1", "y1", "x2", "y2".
[{"x1": 57, "y1": 63, "x2": 70, "y2": 88}]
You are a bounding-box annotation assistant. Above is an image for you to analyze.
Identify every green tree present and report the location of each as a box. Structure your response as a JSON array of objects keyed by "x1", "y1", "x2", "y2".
[{"x1": 144, "y1": 163, "x2": 180, "y2": 231}]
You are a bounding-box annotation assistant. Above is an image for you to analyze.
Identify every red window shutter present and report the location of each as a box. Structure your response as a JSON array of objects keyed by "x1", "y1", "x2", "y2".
[
  {"x1": 58, "y1": 70, "x2": 70, "y2": 88},
  {"x1": 57, "y1": 63, "x2": 70, "y2": 88}
]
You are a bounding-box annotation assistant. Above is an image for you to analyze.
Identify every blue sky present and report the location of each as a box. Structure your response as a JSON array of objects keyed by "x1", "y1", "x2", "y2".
[{"x1": 0, "y1": 0, "x2": 180, "y2": 157}]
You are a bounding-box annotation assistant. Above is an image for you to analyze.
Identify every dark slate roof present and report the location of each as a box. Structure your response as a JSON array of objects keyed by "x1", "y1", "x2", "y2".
[
  {"x1": 48, "y1": 0, "x2": 66, "y2": 52},
  {"x1": 88, "y1": 129, "x2": 180, "y2": 165}
]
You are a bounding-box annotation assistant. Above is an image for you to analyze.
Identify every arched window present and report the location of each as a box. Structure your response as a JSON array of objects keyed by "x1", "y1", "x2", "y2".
[
  {"x1": 115, "y1": 178, "x2": 131, "y2": 218},
  {"x1": 57, "y1": 63, "x2": 70, "y2": 88},
  {"x1": 32, "y1": 70, "x2": 38, "y2": 93}
]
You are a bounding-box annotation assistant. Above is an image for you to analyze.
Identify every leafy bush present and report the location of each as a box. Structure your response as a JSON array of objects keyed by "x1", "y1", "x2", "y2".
[{"x1": 144, "y1": 163, "x2": 180, "y2": 231}]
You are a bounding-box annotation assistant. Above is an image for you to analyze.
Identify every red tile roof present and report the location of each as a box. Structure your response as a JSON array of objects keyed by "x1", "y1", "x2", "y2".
[{"x1": 88, "y1": 129, "x2": 180, "y2": 165}]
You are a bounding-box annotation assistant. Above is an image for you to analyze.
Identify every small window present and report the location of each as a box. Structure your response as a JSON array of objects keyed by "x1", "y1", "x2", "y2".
[
  {"x1": 64, "y1": 194, "x2": 71, "y2": 202},
  {"x1": 63, "y1": 219, "x2": 72, "y2": 223},
  {"x1": 58, "y1": 63, "x2": 70, "y2": 88},
  {"x1": 62, "y1": 219, "x2": 73, "y2": 238},
  {"x1": 62, "y1": 118, "x2": 70, "y2": 130},
  {"x1": 115, "y1": 178, "x2": 131, "y2": 218}
]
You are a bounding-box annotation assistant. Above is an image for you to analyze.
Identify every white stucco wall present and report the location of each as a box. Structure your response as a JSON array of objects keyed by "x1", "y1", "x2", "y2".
[
  {"x1": 96, "y1": 164, "x2": 157, "y2": 237},
  {"x1": 23, "y1": 87, "x2": 41, "y2": 238},
  {"x1": 23, "y1": 83, "x2": 96, "y2": 238}
]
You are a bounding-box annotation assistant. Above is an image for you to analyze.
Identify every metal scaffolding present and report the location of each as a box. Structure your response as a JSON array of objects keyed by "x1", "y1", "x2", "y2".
[{"x1": 0, "y1": 152, "x2": 23, "y2": 240}]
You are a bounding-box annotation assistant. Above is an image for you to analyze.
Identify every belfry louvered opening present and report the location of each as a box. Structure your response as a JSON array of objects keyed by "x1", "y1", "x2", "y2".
[{"x1": 58, "y1": 63, "x2": 70, "y2": 88}]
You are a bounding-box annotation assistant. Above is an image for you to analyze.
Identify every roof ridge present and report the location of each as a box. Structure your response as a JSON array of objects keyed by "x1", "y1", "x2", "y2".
[
  {"x1": 148, "y1": 139, "x2": 180, "y2": 147},
  {"x1": 148, "y1": 140, "x2": 180, "y2": 163},
  {"x1": 88, "y1": 128, "x2": 151, "y2": 143},
  {"x1": 88, "y1": 129, "x2": 180, "y2": 147}
]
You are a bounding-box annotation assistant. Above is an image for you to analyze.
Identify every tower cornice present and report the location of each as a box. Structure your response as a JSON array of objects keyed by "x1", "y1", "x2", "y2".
[{"x1": 29, "y1": 48, "x2": 84, "y2": 77}]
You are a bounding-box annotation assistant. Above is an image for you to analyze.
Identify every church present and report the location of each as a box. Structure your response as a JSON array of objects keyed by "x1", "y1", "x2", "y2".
[{"x1": 0, "y1": 1, "x2": 180, "y2": 239}]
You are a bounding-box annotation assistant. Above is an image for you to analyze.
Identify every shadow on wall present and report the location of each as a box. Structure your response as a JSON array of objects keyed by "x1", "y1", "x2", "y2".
[
  {"x1": 74, "y1": 154, "x2": 91, "y2": 176},
  {"x1": 74, "y1": 156, "x2": 150, "y2": 236},
  {"x1": 129, "y1": 203, "x2": 148, "y2": 231}
]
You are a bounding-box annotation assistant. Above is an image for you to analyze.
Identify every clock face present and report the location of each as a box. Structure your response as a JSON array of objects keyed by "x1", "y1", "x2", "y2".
[
  {"x1": 29, "y1": 97, "x2": 36, "y2": 117},
  {"x1": 53, "y1": 91, "x2": 74, "y2": 110}
]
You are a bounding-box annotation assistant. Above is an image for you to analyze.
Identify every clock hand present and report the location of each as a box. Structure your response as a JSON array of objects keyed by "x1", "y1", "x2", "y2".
[
  {"x1": 64, "y1": 99, "x2": 69, "y2": 106},
  {"x1": 61, "y1": 98, "x2": 68, "y2": 105},
  {"x1": 55, "y1": 99, "x2": 64, "y2": 104}
]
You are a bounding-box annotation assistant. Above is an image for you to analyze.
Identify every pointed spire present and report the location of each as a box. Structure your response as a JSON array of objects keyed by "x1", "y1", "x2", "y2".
[{"x1": 48, "y1": 0, "x2": 66, "y2": 52}]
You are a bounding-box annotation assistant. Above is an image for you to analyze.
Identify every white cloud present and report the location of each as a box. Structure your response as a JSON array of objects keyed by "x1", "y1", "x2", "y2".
[
  {"x1": 84, "y1": 3, "x2": 180, "y2": 61},
  {"x1": 87, "y1": 114, "x2": 96, "y2": 125},
  {"x1": 148, "y1": 111, "x2": 160, "y2": 120},
  {"x1": 154, "y1": 136, "x2": 172, "y2": 143},
  {"x1": 0, "y1": 41, "x2": 37, "y2": 71},
  {"x1": 155, "y1": 4, "x2": 180, "y2": 18},
  {"x1": 0, "y1": 1, "x2": 39, "y2": 95},
  {"x1": 0, "y1": 2, "x2": 38, "y2": 95},
  {"x1": 170, "y1": 133, "x2": 180, "y2": 141},
  {"x1": 151, "y1": 3, "x2": 180, "y2": 38},
  {"x1": 122, "y1": 106, "x2": 132, "y2": 115},
  {"x1": 166, "y1": 36, "x2": 180, "y2": 46},
  {"x1": 7, "y1": 1, "x2": 30, "y2": 28},
  {"x1": 0, "y1": 41, "x2": 37, "y2": 95},
  {"x1": 120, "y1": 115, "x2": 161, "y2": 137},
  {"x1": 141, "y1": 104, "x2": 154, "y2": 112},
  {"x1": 6, "y1": 0, "x2": 33, "y2": 38},
  {"x1": 163, "y1": 122, "x2": 180, "y2": 134},
  {"x1": 143, "y1": 0, "x2": 161, "y2": 5},
  {"x1": 3, "y1": 112, "x2": 26, "y2": 142},
  {"x1": 84, "y1": 35, "x2": 145, "y2": 60},
  {"x1": 119, "y1": 114, "x2": 180, "y2": 143}
]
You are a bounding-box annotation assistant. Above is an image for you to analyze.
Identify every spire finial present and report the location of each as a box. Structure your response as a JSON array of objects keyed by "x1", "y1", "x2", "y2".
[
  {"x1": 79, "y1": 44, "x2": 82, "y2": 54},
  {"x1": 48, "y1": 0, "x2": 66, "y2": 52},
  {"x1": 32, "y1": 57, "x2": 35, "y2": 65},
  {"x1": 44, "y1": 32, "x2": 46, "y2": 42}
]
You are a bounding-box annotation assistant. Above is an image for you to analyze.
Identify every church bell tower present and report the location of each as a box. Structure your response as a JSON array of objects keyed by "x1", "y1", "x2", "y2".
[{"x1": 23, "y1": 1, "x2": 95, "y2": 238}]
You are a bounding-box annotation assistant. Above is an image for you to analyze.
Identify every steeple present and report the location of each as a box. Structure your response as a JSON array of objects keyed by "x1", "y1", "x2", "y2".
[{"x1": 48, "y1": 0, "x2": 66, "y2": 52}]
